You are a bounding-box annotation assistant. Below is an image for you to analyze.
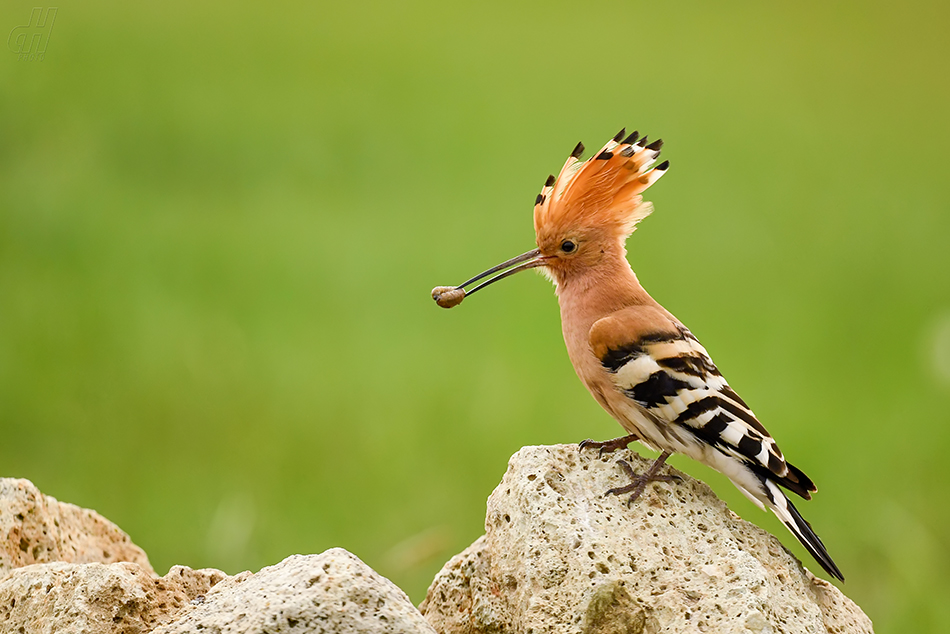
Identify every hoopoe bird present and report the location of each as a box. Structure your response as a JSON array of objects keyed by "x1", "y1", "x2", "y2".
[{"x1": 431, "y1": 128, "x2": 844, "y2": 581}]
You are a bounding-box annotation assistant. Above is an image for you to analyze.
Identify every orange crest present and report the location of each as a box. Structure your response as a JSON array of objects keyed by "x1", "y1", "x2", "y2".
[{"x1": 533, "y1": 129, "x2": 669, "y2": 245}]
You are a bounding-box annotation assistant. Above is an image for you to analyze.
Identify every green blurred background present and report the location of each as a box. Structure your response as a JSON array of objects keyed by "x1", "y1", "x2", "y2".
[{"x1": 2, "y1": 0, "x2": 948, "y2": 630}]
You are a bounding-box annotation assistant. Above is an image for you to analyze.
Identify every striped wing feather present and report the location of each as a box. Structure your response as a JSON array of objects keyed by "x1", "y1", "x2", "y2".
[{"x1": 589, "y1": 307, "x2": 815, "y2": 500}]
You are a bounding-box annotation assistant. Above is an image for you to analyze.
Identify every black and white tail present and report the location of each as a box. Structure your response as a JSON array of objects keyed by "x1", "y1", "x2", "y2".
[{"x1": 761, "y1": 477, "x2": 844, "y2": 581}]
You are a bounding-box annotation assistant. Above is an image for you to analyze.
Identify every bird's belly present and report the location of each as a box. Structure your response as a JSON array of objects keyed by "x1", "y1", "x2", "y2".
[{"x1": 606, "y1": 392, "x2": 703, "y2": 458}]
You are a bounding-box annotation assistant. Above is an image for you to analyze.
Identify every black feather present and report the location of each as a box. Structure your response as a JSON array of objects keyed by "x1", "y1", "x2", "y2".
[
  {"x1": 782, "y1": 489, "x2": 845, "y2": 581},
  {"x1": 622, "y1": 130, "x2": 640, "y2": 145}
]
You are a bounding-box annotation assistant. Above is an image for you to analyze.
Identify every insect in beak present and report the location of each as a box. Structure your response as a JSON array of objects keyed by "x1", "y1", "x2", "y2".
[{"x1": 431, "y1": 248, "x2": 546, "y2": 308}]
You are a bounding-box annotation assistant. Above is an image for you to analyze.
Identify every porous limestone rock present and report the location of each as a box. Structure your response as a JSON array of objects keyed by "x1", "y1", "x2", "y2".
[
  {"x1": 0, "y1": 561, "x2": 227, "y2": 633},
  {"x1": 153, "y1": 549, "x2": 439, "y2": 634},
  {"x1": 0, "y1": 478, "x2": 152, "y2": 575},
  {"x1": 420, "y1": 444, "x2": 873, "y2": 634}
]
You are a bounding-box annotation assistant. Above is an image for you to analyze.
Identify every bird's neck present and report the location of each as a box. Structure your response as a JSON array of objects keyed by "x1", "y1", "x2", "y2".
[
  {"x1": 555, "y1": 250, "x2": 656, "y2": 350},
  {"x1": 557, "y1": 249, "x2": 652, "y2": 310}
]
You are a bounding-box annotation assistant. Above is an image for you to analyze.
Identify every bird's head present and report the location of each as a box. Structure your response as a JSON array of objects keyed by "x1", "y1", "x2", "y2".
[{"x1": 432, "y1": 129, "x2": 668, "y2": 308}]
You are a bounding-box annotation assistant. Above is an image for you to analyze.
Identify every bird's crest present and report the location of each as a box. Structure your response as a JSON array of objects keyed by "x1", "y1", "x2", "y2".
[{"x1": 533, "y1": 129, "x2": 669, "y2": 241}]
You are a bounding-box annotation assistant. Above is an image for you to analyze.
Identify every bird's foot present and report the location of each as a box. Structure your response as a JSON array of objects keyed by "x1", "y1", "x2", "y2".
[
  {"x1": 578, "y1": 433, "x2": 639, "y2": 457},
  {"x1": 605, "y1": 452, "x2": 679, "y2": 506}
]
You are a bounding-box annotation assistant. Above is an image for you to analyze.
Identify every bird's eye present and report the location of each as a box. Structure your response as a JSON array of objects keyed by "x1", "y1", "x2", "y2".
[{"x1": 560, "y1": 240, "x2": 577, "y2": 253}]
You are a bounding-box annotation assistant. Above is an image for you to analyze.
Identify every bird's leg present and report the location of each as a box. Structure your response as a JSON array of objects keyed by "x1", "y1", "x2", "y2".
[
  {"x1": 606, "y1": 451, "x2": 678, "y2": 506},
  {"x1": 578, "y1": 433, "x2": 640, "y2": 457}
]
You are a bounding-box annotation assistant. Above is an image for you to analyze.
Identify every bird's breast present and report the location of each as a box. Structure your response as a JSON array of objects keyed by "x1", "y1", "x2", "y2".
[{"x1": 557, "y1": 293, "x2": 630, "y2": 422}]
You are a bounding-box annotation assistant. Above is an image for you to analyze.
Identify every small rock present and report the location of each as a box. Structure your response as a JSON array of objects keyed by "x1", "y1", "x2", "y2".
[
  {"x1": 0, "y1": 478, "x2": 152, "y2": 575},
  {"x1": 154, "y1": 549, "x2": 438, "y2": 634},
  {"x1": 0, "y1": 561, "x2": 227, "y2": 633},
  {"x1": 420, "y1": 444, "x2": 873, "y2": 634}
]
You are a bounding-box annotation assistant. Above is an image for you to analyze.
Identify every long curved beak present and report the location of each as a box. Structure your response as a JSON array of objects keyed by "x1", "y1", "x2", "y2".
[{"x1": 432, "y1": 248, "x2": 545, "y2": 308}]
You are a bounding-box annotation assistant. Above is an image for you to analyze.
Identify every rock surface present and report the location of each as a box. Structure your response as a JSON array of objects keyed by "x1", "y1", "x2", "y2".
[
  {"x1": 0, "y1": 478, "x2": 152, "y2": 575},
  {"x1": 0, "y1": 561, "x2": 227, "y2": 634},
  {"x1": 153, "y1": 550, "x2": 438, "y2": 634},
  {"x1": 0, "y1": 478, "x2": 438, "y2": 633},
  {"x1": 1, "y1": 454, "x2": 873, "y2": 634},
  {"x1": 420, "y1": 444, "x2": 873, "y2": 634}
]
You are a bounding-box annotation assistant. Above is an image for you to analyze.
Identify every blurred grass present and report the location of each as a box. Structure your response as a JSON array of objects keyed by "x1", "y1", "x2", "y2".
[{"x1": 1, "y1": 0, "x2": 949, "y2": 630}]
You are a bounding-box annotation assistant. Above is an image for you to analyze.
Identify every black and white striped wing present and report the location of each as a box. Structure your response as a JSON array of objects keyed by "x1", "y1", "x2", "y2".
[{"x1": 600, "y1": 326, "x2": 815, "y2": 500}]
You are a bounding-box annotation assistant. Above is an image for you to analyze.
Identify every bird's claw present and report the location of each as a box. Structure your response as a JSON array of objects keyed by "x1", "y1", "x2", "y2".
[
  {"x1": 578, "y1": 433, "x2": 639, "y2": 457},
  {"x1": 604, "y1": 456, "x2": 677, "y2": 505}
]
